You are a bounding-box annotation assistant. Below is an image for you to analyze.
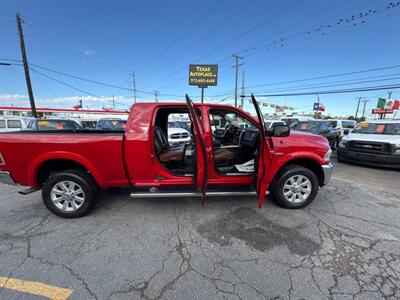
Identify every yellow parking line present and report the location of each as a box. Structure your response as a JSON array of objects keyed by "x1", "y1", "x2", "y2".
[{"x1": 0, "y1": 277, "x2": 73, "y2": 300}]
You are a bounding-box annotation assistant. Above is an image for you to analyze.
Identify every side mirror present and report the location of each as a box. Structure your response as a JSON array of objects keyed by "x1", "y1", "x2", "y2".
[
  {"x1": 267, "y1": 125, "x2": 290, "y2": 137},
  {"x1": 343, "y1": 129, "x2": 349, "y2": 135}
]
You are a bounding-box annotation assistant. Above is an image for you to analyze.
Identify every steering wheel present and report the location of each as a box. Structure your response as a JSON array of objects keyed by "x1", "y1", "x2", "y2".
[{"x1": 221, "y1": 125, "x2": 236, "y2": 141}]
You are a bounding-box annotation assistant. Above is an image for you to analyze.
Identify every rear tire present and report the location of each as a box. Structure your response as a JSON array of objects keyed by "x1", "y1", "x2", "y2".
[
  {"x1": 42, "y1": 169, "x2": 98, "y2": 218},
  {"x1": 271, "y1": 165, "x2": 319, "y2": 209}
]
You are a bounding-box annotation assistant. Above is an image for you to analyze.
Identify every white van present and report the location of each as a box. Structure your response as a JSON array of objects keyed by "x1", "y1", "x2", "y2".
[{"x1": 0, "y1": 117, "x2": 34, "y2": 133}]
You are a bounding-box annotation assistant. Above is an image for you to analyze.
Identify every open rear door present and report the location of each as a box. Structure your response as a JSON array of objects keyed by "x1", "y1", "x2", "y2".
[
  {"x1": 250, "y1": 94, "x2": 269, "y2": 208},
  {"x1": 186, "y1": 94, "x2": 208, "y2": 205}
]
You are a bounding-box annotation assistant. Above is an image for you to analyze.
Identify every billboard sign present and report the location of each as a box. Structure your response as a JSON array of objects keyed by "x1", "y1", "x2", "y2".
[{"x1": 189, "y1": 64, "x2": 218, "y2": 87}]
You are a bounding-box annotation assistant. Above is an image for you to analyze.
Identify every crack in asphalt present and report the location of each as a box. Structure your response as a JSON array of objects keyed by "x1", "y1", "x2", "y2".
[{"x1": 1, "y1": 178, "x2": 400, "y2": 299}]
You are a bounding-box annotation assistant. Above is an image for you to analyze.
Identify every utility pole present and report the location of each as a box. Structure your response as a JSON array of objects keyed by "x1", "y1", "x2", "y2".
[
  {"x1": 355, "y1": 97, "x2": 362, "y2": 119},
  {"x1": 240, "y1": 70, "x2": 245, "y2": 109},
  {"x1": 132, "y1": 71, "x2": 137, "y2": 104},
  {"x1": 232, "y1": 54, "x2": 243, "y2": 107},
  {"x1": 361, "y1": 99, "x2": 370, "y2": 119},
  {"x1": 154, "y1": 90, "x2": 159, "y2": 102},
  {"x1": 112, "y1": 95, "x2": 115, "y2": 111},
  {"x1": 16, "y1": 12, "x2": 37, "y2": 118}
]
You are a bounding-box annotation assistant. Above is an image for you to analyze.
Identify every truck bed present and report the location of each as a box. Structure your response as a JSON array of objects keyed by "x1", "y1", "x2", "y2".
[{"x1": 0, "y1": 130, "x2": 128, "y2": 187}]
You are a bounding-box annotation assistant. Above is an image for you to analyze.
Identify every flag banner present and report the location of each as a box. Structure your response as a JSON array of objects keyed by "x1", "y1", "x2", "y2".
[
  {"x1": 377, "y1": 98, "x2": 386, "y2": 109},
  {"x1": 73, "y1": 100, "x2": 82, "y2": 110},
  {"x1": 313, "y1": 102, "x2": 325, "y2": 112},
  {"x1": 393, "y1": 100, "x2": 399, "y2": 110},
  {"x1": 275, "y1": 105, "x2": 284, "y2": 113}
]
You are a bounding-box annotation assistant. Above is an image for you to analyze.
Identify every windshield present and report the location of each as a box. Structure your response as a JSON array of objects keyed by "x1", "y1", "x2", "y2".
[
  {"x1": 292, "y1": 121, "x2": 320, "y2": 132},
  {"x1": 352, "y1": 122, "x2": 400, "y2": 135},
  {"x1": 36, "y1": 120, "x2": 81, "y2": 130}
]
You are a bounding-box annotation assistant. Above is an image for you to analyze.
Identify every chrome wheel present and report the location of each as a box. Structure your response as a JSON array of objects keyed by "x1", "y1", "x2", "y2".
[
  {"x1": 50, "y1": 181, "x2": 85, "y2": 212},
  {"x1": 283, "y1": 175, "x2": 312, "y2": 204}
]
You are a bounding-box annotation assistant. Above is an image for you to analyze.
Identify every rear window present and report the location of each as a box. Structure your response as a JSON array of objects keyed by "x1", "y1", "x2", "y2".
[
  {"x1": 37, "y1": 120, "x2": 79, "y2": 130},
  {"x1": 353, "y1": 122, "x2": 400, "y2": 135},
  {"x1": 7, "y1": 120, "x2": 22, "y2": 128},
  {"x1": 292, "y1": 122, "x2": 320, "y2": 132},
  {"x1": 0, "y1": 120, "x2": 5, "y2": 129}
]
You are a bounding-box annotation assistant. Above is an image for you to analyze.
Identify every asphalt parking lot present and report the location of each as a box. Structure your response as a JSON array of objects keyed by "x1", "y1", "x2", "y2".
[{"x1": 0, "y1": 157, "x2": 399, "y2": 299}]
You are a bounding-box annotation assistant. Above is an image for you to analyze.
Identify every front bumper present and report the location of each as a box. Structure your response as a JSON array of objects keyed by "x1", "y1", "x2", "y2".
[
  {"x1": 337, "y1": 148, "x2": 400, "y2": 169},
  {"x1": 0, "y1": 171, "x2": 16, "y2": 185},
  {"x1": 321, "y1": 163, "x2": 334, "y2": 186}
]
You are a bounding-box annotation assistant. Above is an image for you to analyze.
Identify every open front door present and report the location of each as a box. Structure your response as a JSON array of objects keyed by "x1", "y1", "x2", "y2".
[
  {"x1": 186, "y1": 94, "x2": 208, "y2": 205},
  {"x1": 250, "y1": 94, "x2": 269, "y2": 208}
]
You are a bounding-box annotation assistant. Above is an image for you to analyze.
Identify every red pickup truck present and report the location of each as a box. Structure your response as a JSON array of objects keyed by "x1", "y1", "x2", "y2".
[{"x1": 0, "y1": 95, "x2": 333, "y2": 218}]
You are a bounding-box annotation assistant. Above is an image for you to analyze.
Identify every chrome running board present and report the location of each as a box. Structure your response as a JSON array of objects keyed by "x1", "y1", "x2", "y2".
[{"x1": 130, "y1": 191, "x2": 268, "y2": 199}]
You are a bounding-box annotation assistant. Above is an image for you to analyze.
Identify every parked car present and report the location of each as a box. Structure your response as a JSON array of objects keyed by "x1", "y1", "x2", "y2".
[
  {"x1": 291, "y1": 120, "x2": 341, "y2": 149},
  {"x1": 96, "y1": 118, "x2": 127, "y2": 130},
  {"x1": 0, "y1": 117, "x2": 34, "y2": 132},
  {"x1": 337, "y1": 120, "x2": 400, "y2": 169},
  {"x1": 280, "y1": 116, "x2": 314, "y2": 127},
  {"x1": 27, "y1": 119, "x2": 82, "y2": 131},
  {"x1": 167, "y1": 123, "x2": 191, "y2": 145},
  {"x1": 329, "y1": 119, "x2": 357, "y2": 137},
  {"x1": 0, "y1": 95, "x2": 333, "y2": 218}
]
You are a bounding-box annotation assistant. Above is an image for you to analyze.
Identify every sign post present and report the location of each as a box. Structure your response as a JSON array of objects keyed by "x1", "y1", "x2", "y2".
[{"x1": 189, "y1": 64, "x2": 218, "y2": 103}]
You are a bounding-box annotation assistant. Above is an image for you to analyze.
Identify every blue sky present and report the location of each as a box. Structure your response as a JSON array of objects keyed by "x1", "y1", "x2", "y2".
[{"x1": 1, "y1": 0, "x2": 400, "y2": 117}]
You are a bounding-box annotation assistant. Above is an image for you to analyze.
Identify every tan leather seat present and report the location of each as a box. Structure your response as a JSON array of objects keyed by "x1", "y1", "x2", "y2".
[
  {"x1": 154, "y1": 127, "x2": 185, "y2": 163},
  {"x1": 213, "y1": 148, "x2": 235, "y2": 163}
]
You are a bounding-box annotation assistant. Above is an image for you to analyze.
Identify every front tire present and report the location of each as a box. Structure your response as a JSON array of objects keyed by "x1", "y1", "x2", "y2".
[
  {"x1": 42, "y1": 169, "x2": 97, "y2": 218},
  {"x1": 271, "y1": 165, "x2": 319, "y2": 209}
]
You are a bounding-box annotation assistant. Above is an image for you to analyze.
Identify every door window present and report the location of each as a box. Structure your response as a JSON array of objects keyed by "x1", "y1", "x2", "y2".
[
  {"x1": 7, "y1": 120, "x2": 22, "y2": 129},
  {"x1": 0, "y1": 120, "x2": 5, "y2": 129}
]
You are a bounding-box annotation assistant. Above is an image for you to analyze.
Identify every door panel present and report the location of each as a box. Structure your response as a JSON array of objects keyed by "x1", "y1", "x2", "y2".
[
  {"x1": 250, "y1": 94, "x2": 269, "y2": 208},
  {"x1": 186, "y1": 95, "x2": 208, "y2": 205}
]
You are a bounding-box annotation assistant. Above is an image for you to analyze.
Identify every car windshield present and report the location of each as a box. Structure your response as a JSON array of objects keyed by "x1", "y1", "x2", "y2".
[
  {"x1": 37, "y1": 120, "x2": 81, "y2": 130},
  {"x1": 342, "y1": 121, "x2": 356, "y2": 129},
  {"x1": 168, "y1": 121, "x2": 188, "y2": 129},
  {"x1": 292, "y1": 121, "x2": 320, "y2": 132},
  {"x1": 352, "y1": 122, "x2": 400, "y2": 135}
]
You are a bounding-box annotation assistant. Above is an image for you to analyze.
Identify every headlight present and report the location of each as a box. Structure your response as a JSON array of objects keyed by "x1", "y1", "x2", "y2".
[
  {"x1": 323, "y1": 148, "x2": 332, "y2": 162},
  {"x1": 394, "y1": 143, "x2": 400, "y2": 155},
  {"x1": 339, "y1": 140, "x2": 348, "y2": 148}
]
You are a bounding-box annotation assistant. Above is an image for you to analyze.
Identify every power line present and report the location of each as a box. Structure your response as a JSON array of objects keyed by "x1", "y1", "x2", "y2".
[
  {"x1": 252, "y1": 84, "x2": 400, "y2": 97},
  {"x1": 246, "y1": 64, "x2": 400, "y2": 89},
  {"x1": 0, "y1": 58, "x2": 184, "y2": 98},
  {"x1": 29, "y1": 67, "x2": 130, "y2": 107},
  {"x1": 252, "y1": 74, "x2": 400, "y2": 94},
  {"x1": 136, "y1": 0, "x2": 221, "y2": 74},
  {"x1": 138, "y1": 0, "x2": 254, "y2": 87}
]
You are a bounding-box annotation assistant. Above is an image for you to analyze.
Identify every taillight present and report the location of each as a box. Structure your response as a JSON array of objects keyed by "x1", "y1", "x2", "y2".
[{"x1": 0, "y1": 153, "x2": 5, "y2": 166}]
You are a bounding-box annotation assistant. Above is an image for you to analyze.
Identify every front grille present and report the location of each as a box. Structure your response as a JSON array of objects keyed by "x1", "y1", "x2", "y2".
[
  {"x1": 348, "y1": 141, "x2": 391, "y2": 154},
  {"x1": 171, "y1": 133, "x2": 189, "y2": 139}
]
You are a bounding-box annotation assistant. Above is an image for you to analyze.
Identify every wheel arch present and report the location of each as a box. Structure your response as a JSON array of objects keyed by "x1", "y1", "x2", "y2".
[
  {"x1": 28, "y1": 152, "x2": 104, "y2": 187},
  {"x1": 274, "y1": 157, "x2": 325, "y2": 187}
]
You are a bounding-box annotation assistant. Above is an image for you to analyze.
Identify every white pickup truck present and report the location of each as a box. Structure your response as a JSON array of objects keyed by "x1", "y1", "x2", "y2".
[{"x1": 337, "y1": 120, "x2": 400, "y2": 169}]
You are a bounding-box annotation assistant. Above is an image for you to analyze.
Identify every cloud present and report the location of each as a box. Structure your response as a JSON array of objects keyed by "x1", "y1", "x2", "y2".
[{"x1": 84, "y1": 50, "x2": 95, "y2": 56}]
